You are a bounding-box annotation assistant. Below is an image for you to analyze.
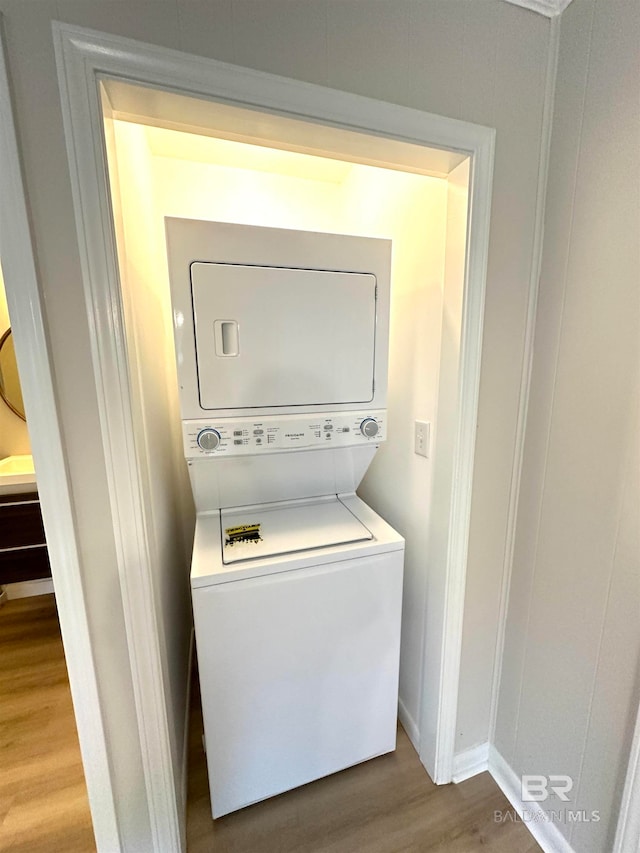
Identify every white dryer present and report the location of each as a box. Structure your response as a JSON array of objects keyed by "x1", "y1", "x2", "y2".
[{"x1": 165, "y1": 219, "x2": 404, "y2": 819}]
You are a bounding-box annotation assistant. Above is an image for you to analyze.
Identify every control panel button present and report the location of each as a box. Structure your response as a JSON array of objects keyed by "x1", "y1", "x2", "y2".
[
  {"x1": 197, "y1": 428, "x2": 221, "y2": 451},
  {"x1": 360, "y1": 418, "x2": 380, "y2": 438}
]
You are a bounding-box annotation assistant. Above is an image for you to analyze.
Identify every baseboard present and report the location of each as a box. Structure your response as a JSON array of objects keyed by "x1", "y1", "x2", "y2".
[
  {"x1": 398, "y1": 697, "x2": 420, "y2": 753},
  {"x1": 5, "y1": 578, "x2": 55, "y2": 599},
  {"x1": 452, "y1": 742, "x2": 489, "y2": 783},
  {"x1": 0, "y1": 587, "x2": 7, "y2": 607},
  {"x1": 489, "y1": 745, "x2": 575, "y2": 853}
]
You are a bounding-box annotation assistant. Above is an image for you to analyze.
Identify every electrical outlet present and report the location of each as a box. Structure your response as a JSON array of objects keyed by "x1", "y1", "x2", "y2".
[{"x1": 414, "y1": 420, "x2": 430, "y2": 458}]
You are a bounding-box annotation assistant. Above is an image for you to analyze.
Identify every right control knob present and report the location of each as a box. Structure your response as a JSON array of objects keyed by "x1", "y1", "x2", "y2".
[{"x1": 360, "y1": 418, "x2": 380, "y2": 438}]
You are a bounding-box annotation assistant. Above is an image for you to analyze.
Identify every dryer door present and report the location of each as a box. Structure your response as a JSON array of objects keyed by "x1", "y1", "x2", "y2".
[{"x1": 191, "y1": 263, "x2": 376, "y2": 410}]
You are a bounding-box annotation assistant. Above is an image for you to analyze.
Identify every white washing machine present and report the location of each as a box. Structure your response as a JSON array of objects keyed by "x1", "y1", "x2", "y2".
[{"x1": 166, "y1": 219, "x2": 404, "y2": 819}]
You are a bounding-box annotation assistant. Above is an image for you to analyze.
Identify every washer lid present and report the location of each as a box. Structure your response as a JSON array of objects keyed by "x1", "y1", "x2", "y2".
[{"x1": 221, "y1": 495, "x2": 373, "y2": 565}]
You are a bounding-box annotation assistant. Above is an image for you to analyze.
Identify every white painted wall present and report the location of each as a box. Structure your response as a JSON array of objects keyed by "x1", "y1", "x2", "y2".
[
  {"x1": 340, "y1": 166, "x2": 448, "y2": 740},
  {"x1": 494, "y1": 0, "x2": 640, "y2": 849},
  {"x1": 0, "y1": 1, "x2": 552, "y2": 845},
  {"x1": 0, "y1": 270, "x2": 31, "y2": 457},
  {"x1": 150, "y1": 137, "x2": 345, "y2": 233}
]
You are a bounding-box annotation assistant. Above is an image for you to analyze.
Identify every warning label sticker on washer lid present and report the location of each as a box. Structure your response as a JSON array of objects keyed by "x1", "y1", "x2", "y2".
[{"x1": 225, "y1": 523, "x2": 262, "y2": 546}]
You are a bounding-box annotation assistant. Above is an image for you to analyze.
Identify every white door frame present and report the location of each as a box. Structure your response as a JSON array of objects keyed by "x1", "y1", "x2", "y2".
[
  {"x1": 613, "y1": 702, "x2": 640, "y2": 853},
  {"x1": 50, "y1": 21, "x2": 493, "y2": 846},
  {"x1": 0, "y1": 19, "x2": 120, "y2": 851}
]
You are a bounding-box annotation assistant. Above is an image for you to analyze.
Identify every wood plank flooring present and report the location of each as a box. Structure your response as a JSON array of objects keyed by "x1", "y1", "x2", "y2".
[
  {"x1": 0, "y1": 594, "x2": 95, "y2": 853},
  {"x1": 186, "y1": 674, "x2": 541, "y2": 853},
  {"x1": 1, "y1": 594, "x2": 542, "y2": 853}
]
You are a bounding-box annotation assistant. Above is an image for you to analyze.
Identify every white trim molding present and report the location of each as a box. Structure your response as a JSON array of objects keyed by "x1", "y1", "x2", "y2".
[
  {"x1": 419, "y1": 111, "x2": 494, "y2": 788},
  {"x1": 613, "y1": 703, "x2": 640, "y2": 853},
  {"x1": 398, "y1": 697, "x2": 421, "y2": 754},
  {"x1": 489, "y1": 745, "x2": 576, "y2": 853},
  {"x1": 452, "y1": 742, "x2": 489, "y2": 783},
  {"x1": 53, "y1": 26, "x2": 183, "y2": 853},
  {"x1": 0, "y1": 16, "x2": 120, "y2": 852},
  {"x1": 503, "y1": 0, "x2": 575, "y2": 18},
  {"x1": 52, "y1": 23, "x2": 495, "y2": 839}
]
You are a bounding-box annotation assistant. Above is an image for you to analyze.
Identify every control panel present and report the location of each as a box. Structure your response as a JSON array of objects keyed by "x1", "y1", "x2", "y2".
[{"x1": 183, "y1": 411, "x2": 386, "y2": 458}]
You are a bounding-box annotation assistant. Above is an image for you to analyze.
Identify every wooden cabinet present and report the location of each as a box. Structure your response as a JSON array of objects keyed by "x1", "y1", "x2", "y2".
[{"x1": 0, "y1": 491, "x2": 51, "y2": 584}]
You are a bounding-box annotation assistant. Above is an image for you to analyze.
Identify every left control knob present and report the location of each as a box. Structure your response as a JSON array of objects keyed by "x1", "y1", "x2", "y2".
[{"x1": 197, "y1": 428, "x2": 221, "y2": 451}]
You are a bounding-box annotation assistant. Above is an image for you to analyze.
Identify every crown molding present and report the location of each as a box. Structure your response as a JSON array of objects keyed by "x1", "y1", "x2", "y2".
[{"x1": 503, "y1": 0, "x2": 574, "y2": 17}]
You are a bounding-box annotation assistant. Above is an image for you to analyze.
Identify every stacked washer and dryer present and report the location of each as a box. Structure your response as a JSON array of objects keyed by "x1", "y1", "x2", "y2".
[{"x1": 166, "y1": 218, "x2": 405, "y2": 819}]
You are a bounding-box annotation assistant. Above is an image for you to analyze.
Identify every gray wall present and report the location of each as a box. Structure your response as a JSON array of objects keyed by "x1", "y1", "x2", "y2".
[
  {"x1": 0, "y1": 0, "x2": 551, "y2": 847},
  {"x1": 494, "y1": 0, "x2": 640, "y2": 849}
]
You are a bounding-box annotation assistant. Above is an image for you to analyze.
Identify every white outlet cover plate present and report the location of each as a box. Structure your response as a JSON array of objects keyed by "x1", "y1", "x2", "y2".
[{"x1": 414, "y1": 420, "x2": 431, "y2": 458}]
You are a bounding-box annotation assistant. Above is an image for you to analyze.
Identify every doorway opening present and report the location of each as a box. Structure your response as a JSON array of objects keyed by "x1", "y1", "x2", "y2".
[
  {"x1": 51, "y1": 24, "x2": 493, "y2": 847},
  {"x1": 0, "y1": 263, "x2": 49, "y2": 598},
  {"x1": 99, "y1": 76, "x2": 471, "y2": 800},
  {"x1": 0, "y1": 263, "x2": 94, "y2": 851}
]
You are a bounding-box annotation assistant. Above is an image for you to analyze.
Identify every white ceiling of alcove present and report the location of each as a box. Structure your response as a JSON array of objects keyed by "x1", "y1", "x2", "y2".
[
  {"x1": 101, "y1": 79, "x2": 468, "y2": 180},
  {"x1": 145, "y1": 126, "x2": 354, "y2": 184}
]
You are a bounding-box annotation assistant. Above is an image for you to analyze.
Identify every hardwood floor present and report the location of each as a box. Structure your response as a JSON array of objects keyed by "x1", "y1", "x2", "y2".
[
  {"x1": 0, "y1": 594, "x2": 94, "y2": 853},
  {"x1": 186, "y1": 674, "x2": 541, "y2": 853},
  {"x1": 0, "y1": 595, "x2": 542, "y2": 852}
]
